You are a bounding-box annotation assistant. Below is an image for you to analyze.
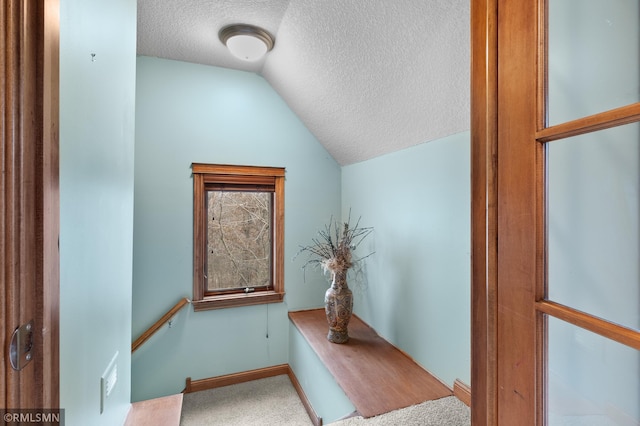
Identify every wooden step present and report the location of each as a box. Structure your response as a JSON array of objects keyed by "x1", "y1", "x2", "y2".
[
  {"x1": 125, "y1": 393, "x2": 183, "y2": 426},
  {"x1": 289, "y1": 309, "x2": 452, "y2": 418}
]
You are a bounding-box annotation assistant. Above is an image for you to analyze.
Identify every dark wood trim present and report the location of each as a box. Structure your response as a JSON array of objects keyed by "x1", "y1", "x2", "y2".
[
  {"x1": 536, "y1": 103, "x2": 640, "y2": 142},
  {"x1": 2, "y1": 0, "x2": 59, "y2": 410},
  {"x1": 274, "y1": 175, "x2": 285, "y2": 305},
  {"x1": 42, "y1": 0, "x2": 60, "y2": 409},
  {"x1": 474, "y1": 0, "x2": 640, "y2": 424},
  {"x1": 287, "y1": 366, "x2": 322, "y2": 426},
  {"x1": 192, "y1": 163, "x2": 285, "y2": 177},
  {"x1": 191, "y1": 291, "x2": 284, "y2": 311},
  {"x1": 537, "y1": 0, "x2": 549, "y2": 132},
  {"x1": 453, "y1": 379, "x2": 471, "y2": 407},
  {"x1": 472, "y1": 0, "x2": 543, "y2": 422},
  {"x1": 536, "y1": 301, "x2": 640, "y2": 351},
  {"x1": 496, "y1": 0, "x2": 542, "y2": 422},
  {"x1": 470, "y1": 0, "x2": 498, "y2": 424},
  {"x1": 191, "y1": 163, "x2": 285, "y2": 311},
  {"x1": 535, "y1": 23, "x2": 549, "y2": 419},
  {"x1": 132, "y1": 298, "x2": 190, "y2": 352},
  {"x1": 184, "y1": 364, "x2": 290, "y2": 394},
  {"x1": 192, "y1": 172, "x2": 205, "y2": 302}
]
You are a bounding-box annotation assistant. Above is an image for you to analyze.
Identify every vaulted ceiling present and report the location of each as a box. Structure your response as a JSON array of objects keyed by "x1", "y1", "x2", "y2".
[{"x1": 137, "y1": 0, "x2": 470, "y2": 166}]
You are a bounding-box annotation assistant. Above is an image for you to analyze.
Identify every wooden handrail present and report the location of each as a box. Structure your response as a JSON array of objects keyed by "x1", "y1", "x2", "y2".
[{"x1": 132, "y1": 297, "x2": 190, "y2": 353}]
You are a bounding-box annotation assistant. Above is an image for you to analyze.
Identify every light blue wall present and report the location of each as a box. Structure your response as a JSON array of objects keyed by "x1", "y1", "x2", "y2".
[
  {"x1": 59, "y1": 0, "x2": 137, "y2": 425},
  {"x1": 341, "y1": 132, "x2": 471, "y2": 387},
  {"x1": 132, "y1": 56, "x2": 341, "y2": 401},
  {"x1": 289, "y1": 325, "x2": 355, "y2": 423}
]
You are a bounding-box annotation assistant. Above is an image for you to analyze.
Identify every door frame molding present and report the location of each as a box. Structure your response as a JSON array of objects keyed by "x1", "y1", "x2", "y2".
[
  {"x1": 474, "y1": 1, "x2": 640, "y2": 423},
  {"x1": 1, "y1": 0, "x2": 59, "y2": 409},
  {"x1": 470, "y1": 0, "x2": 498, "y2": 424},
  {"x1": 471, "y1": 0, "x2": 542, "y2": 424}
]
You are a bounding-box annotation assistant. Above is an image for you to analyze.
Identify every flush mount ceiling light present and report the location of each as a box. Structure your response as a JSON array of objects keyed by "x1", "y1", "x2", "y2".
[{"x1": 219, "y1": 24, "x2": 275, "y2": 62}]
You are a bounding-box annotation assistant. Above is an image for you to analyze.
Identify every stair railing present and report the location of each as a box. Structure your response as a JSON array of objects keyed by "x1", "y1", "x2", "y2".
[{"x1": 132, "y1": 297, "x2": 190, "y2": 353}]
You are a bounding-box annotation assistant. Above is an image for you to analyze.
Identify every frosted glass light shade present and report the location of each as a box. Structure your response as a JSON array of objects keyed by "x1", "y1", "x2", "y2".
[
  {"x1": 219, "y1": 24, "x2": 275, "y2": 62},
  {"x1": 226, "y1": 35, "x2": 268, "y2": 61}
]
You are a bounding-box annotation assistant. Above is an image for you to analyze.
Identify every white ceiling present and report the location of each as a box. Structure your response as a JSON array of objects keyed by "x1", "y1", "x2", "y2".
[{"x1": 137, "y1": 0, "x2": 470, "y2": 166}]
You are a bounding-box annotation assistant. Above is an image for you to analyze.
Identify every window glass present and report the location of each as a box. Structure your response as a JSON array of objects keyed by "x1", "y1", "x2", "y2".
[
  {"x1": 206, "y1": 190, "x2": 272, "y2": 293},
  {"x1": 547, "y1": 123, "x2": 639, "y2": 331},
  {"x1": 547, "y1": 0, "x2": 640, "y2": 126},
  {"x1": 547, "y1": 316, "x2": 640, "y2": 425}
]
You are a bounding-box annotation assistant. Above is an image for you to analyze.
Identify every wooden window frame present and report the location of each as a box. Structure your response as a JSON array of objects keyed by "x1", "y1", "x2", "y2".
[{"x1": 192, "y1": 163, "x2": 285, "y2": 311}]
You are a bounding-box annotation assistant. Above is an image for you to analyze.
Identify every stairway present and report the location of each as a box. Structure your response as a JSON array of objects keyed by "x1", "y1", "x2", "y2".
[{"x1": 125, "y1": 393, "x2": 183, "y2": 426}]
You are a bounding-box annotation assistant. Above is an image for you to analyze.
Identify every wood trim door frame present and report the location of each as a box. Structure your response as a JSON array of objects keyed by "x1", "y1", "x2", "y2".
[
  {"x1": 471, "y1": 0, "x2": 541, "y2": 424},
  {"x1": 474, "y1": 0, "x2": 640, "y2": 424},
  {"x1": 471, "y1": 0, "x2": 498, "y2": 423},
  {"x1": 1, "y1": 0, "x2": 60, "y2": 410}
]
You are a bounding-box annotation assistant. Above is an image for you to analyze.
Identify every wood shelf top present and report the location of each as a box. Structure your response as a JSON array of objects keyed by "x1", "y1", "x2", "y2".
[{"x1": 289, "y1": 309, "x2": 452, "y2": 418}]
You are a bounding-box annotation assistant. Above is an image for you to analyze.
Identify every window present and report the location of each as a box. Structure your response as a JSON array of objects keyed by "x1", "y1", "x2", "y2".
[{"x1": 192, "y1": 163, "x2": 285, "y2": 311}]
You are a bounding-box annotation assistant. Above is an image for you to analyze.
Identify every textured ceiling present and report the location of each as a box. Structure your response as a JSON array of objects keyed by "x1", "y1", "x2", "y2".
[{"x1": 137, "y1": 0, "x2": 470, "y2": 165}]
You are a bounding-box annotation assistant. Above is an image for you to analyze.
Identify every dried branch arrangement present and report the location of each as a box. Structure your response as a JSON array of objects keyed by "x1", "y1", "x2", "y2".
[{"x1": 296, "y1": 212, "x2": 373, "y2": 277}]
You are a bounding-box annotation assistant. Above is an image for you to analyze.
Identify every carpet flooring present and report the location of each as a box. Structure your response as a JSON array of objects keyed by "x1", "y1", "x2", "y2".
[
  {"x1": 179, "y1": 374, "x2": 471, "y2": 425},
  {"x1": 180, "y1": 375, "x2": 313, "y2": 426},
  {"x1": 329, "y1": 397, "x2": 470, "y2": 426}
]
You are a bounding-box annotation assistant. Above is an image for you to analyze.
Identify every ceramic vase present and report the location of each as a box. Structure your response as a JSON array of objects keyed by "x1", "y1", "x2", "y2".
[{"x1": 324, "y1": 269, "x2": 353, "y2": 344}]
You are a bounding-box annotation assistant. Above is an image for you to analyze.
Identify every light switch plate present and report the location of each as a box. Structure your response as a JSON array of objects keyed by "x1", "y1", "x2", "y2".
[{"x1": 100, "y1": 351, "x2": 118, "y2": 414}]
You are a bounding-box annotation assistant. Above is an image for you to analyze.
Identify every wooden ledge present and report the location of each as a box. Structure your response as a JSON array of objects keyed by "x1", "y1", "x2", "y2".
[{"x1": 289, "y1": 309, "x2": 452, "y2": 418}]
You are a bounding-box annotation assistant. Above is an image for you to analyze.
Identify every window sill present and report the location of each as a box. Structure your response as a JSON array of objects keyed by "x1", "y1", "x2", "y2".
[{"x1": 192, "y1": 291, "x2": 285, "y2": 311}]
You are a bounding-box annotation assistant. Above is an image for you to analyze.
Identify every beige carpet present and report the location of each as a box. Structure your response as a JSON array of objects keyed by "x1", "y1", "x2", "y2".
[
  {"x1": 180, "y1": 374, "x2": 470, "y2": 426},
  {"x1": 180, "y1": 375, "x2": 313, "y2": 425},
  {"x1": 328, "y1": 397, "x2": 470, "y2": 426}
]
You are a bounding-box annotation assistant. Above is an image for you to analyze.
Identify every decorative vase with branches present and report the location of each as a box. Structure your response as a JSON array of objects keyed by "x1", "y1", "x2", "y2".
[{"x1": 297, "y1": 213, "x2": 373, "y2": 343}]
